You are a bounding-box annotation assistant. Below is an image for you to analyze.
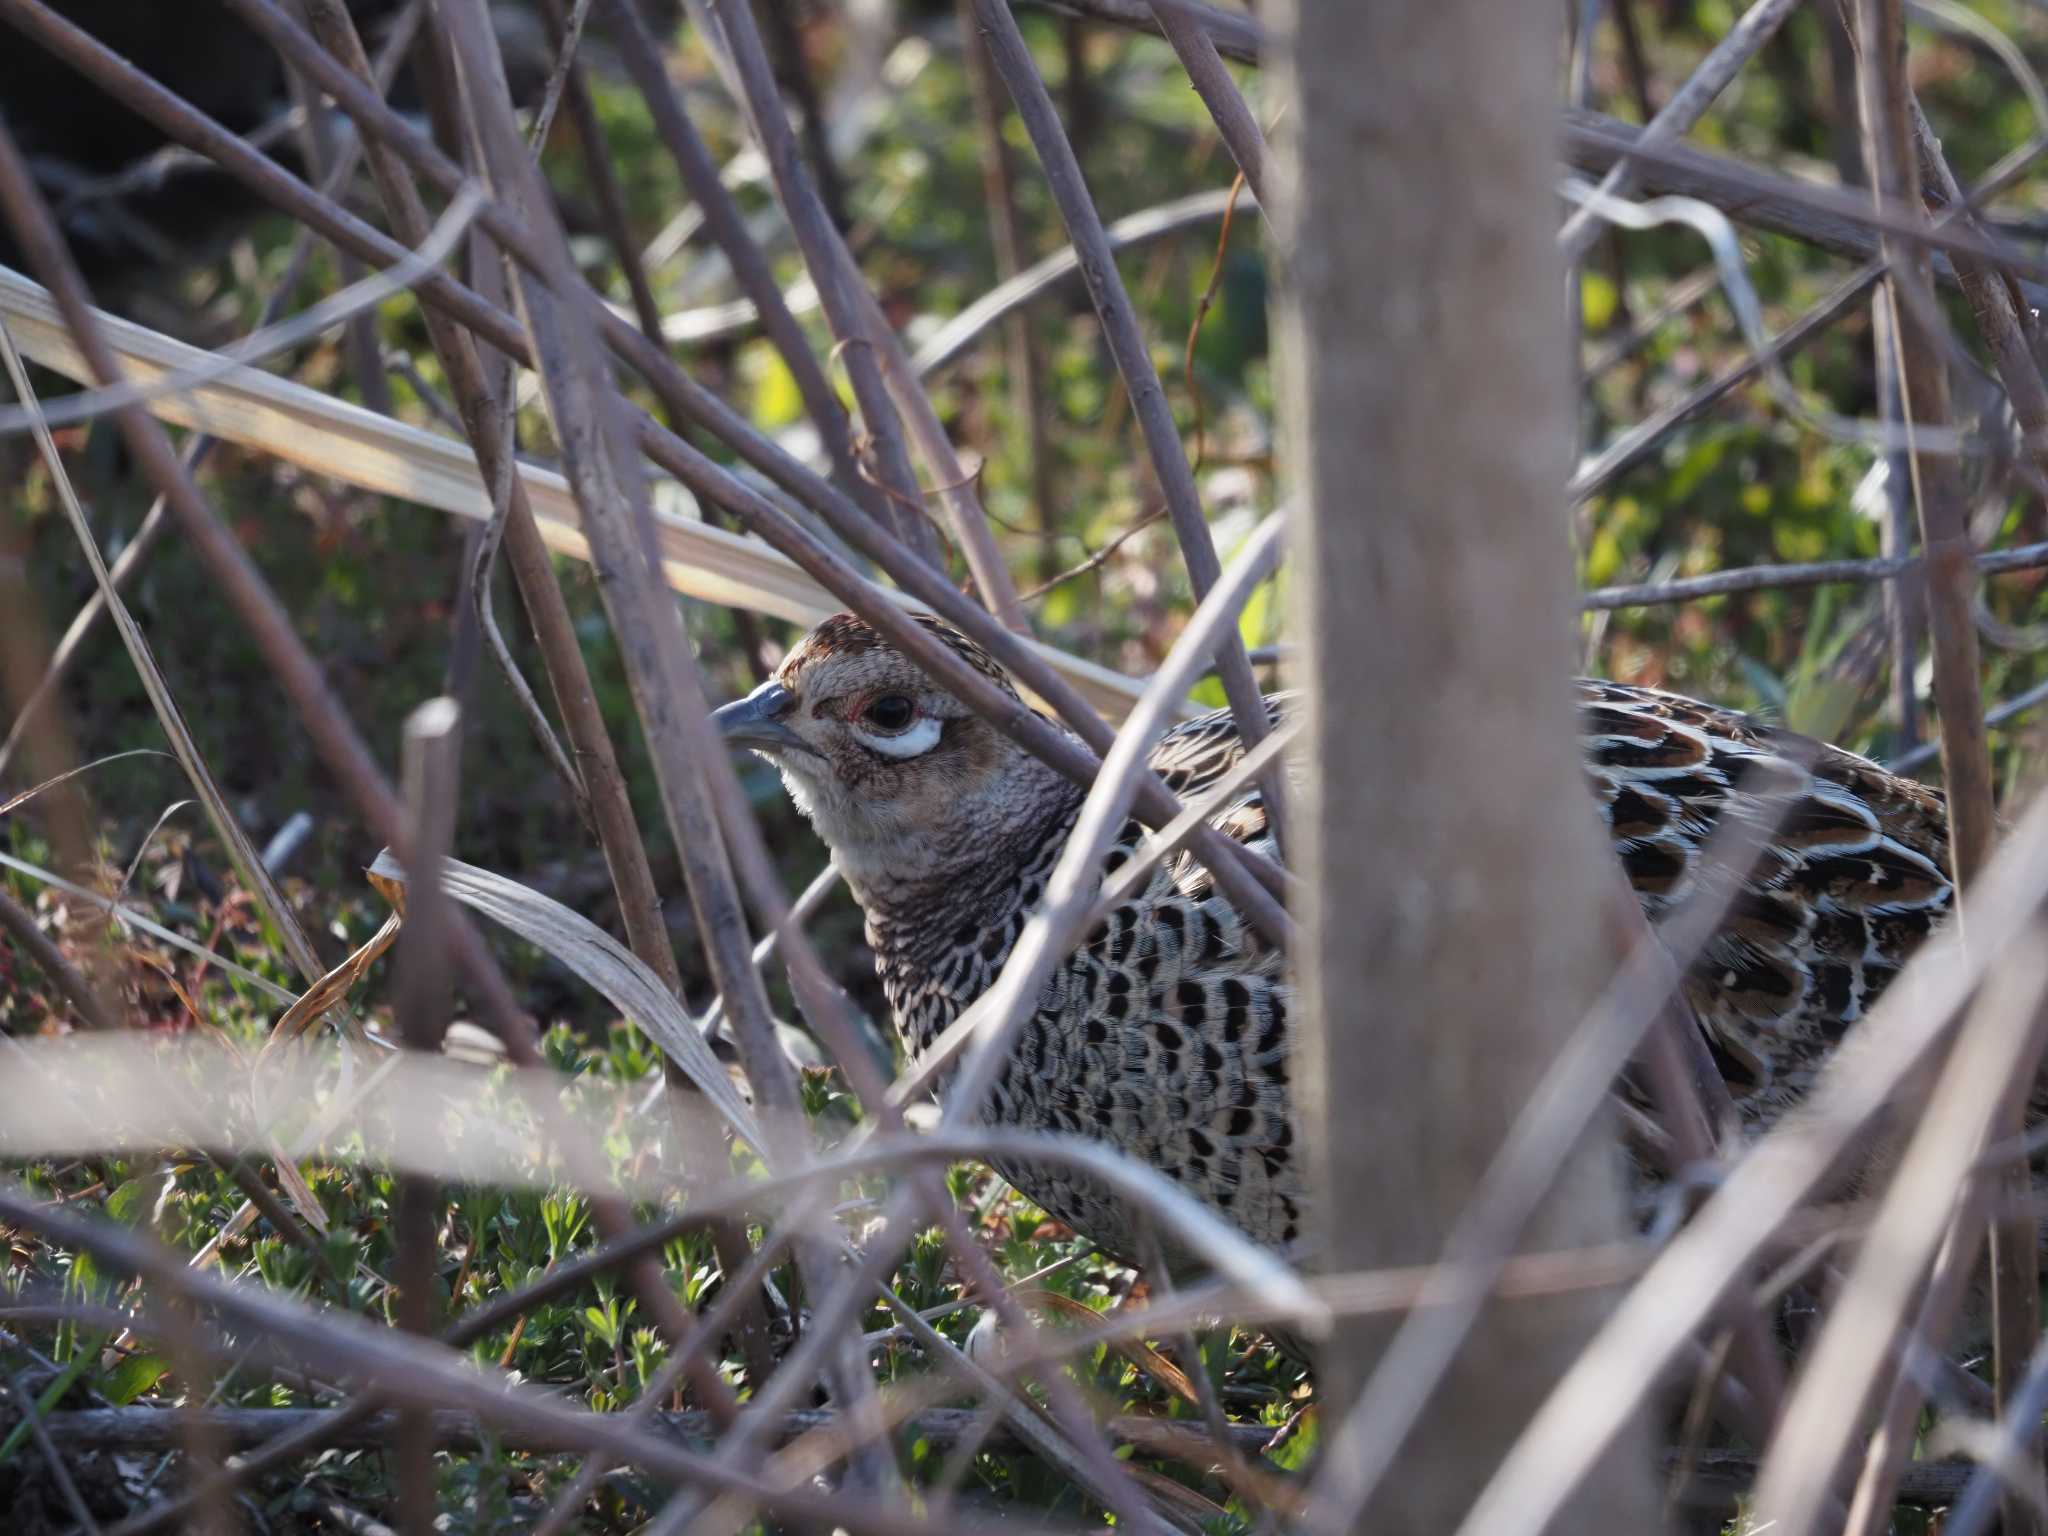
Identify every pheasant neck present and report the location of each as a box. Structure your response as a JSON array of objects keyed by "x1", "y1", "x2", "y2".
[{"x1": 852, "y1": 764, "x2": 1084, "y2": 1059}]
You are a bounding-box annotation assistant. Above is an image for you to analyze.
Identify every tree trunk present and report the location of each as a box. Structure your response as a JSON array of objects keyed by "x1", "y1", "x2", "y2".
[{"x1": 1269, "y1": 1, "x2": 1665, "y2": 1530}]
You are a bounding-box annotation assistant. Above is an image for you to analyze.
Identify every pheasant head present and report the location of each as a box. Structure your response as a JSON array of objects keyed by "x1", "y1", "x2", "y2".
[{"x1": 711, "y1": 613, "x2": 1075, "y2": 900}]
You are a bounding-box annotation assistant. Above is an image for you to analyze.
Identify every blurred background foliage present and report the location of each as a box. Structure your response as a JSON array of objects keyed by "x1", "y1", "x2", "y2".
[{"x1": 1, "y1": 2, "x2": 2046, "y2": 1525}]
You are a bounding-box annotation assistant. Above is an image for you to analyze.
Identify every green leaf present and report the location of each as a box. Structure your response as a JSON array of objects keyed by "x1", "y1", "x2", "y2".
[
  {"x1": 105, "y1": 1174, "x2": 154, "y2": 1226},
  {"x1": 103, "y1": 1352, "x2": 170, "y2": 1406}
]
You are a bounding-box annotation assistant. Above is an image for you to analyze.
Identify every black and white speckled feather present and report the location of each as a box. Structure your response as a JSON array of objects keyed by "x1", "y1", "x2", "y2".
[{"x1": 722, "y1": 616, "x2": 1953, "y2": 1276}]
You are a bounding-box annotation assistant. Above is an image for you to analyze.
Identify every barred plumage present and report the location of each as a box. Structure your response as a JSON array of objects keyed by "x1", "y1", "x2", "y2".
[{"x1": 713, "y1": 615, "x2": 1952, "y2": 1272}]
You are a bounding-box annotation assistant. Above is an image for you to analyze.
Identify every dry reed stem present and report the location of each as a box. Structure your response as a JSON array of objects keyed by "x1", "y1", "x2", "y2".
[
  {"x1": 1582, "y1": 538, "x2": 2048, "y2": 609},
  {"x1": 526, "y1": 0, "x2": 766, "y2": 693},
  {"x1": 969, "y1": 0, "x2": 1281, "y2": 848},
  {"x1": 389, "y1": 701, "x2": 462, "y2": 1536},
  {"x1": 1555, "y1": 0, "x2": 1803, "y2": 262},
  {"x1": 1845, "y1": 13, "x2": 2023, "y2": 1530},
  {"x1": 590, "y1": 0, "x2": 896, "y2": 540},
  {"x1": 296, "y1": 5, "x2": 787, "y2": 1399},
  {"x1": 434, "y1": 0, "x2": 889, "y2": 1480},
  {"x1": 686, "y1": 0, "x2": 1024, "y2": 624},
  {"x1": 1143, "y1": 0, "x2": 1270, "y2": 211},
  {"x1": 686, "y1": 0, "x2": 937, "y2": 565},
  {"x1": 1913, "y1": 100, "x2": 2048, "y2": 487}
]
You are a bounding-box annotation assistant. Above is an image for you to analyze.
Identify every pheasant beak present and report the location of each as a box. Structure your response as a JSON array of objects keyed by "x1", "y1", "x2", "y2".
[{"x1": 712, "y1": 680, "x2": 807, "y2": 756}]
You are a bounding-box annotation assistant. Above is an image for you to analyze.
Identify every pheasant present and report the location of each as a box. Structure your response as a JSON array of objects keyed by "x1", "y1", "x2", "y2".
[{"x1": 712, "y1": 611, "x2": 1954, "y2": 1271}]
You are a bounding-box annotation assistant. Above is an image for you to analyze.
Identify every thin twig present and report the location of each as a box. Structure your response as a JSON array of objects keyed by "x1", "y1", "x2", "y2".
[
  {"x1": 523, "y1": 0, "x2": 591, "y2": 149},
  {"x1": 688, "y1": 0, "x2": 936, "y2": 562},
  {"x1": 1891, "y1": 671, "x2": 2048, "y2": 771},
  {"x1": 276, "y1": 18, "x2": 391, "y2": 421},
  {"x1": 913, "y1": 187, "x2": 1252, "y2": 379},
  {"x1": 1900, "y1": 104, "x2": 2047, "y2": 1519},
  {"x1": 959, "y1": 0, "x2": 1060, "y2": 583},
  {"x1": 1184, "y1": 170, "x2": 1249, "y2": 476},
  {"x1": 1855, "y1": 0, "x2": 2000, "y2": 968},
  {"x1": 1840, "y1": 1203, "x2": 1994, "y2": 1536},
  {"x1": 0, "y1": 883, "x2": 114, "y2": 1032},
  {"x1": 1018, "y1": 505, "x2": 1167, "y2": 602},
  {"x1": 1580, "y1": 538, "x2": 2048, "y2": 610},
  {"x1": 4, "y1": 1362, "x2": 103, "y2": 1535},
  {"x1": 434, "y1": 0, "x2": 898, "y2": 1494},
  {"x1": 1144, "y1": 0, "x2": 1271, "y2": 211},
  {"x1": 970, "y1": 0, "x2": 1281, "y2": 850},
  {"x1": 1913, "y1": 97, "x2": 2048, "y2": 489},
  {"x1": 591, "y1": 0, "x2": 892, "y2": 540},
  {"x1": 1556, "y1": 0, "x2": 1803, "y2": 263},
  {"x1": 525, "y1": 0, "x2": 785, "y2": 1383},
  {"x1": 0, "y1": 0, "x2": 421, "y2": 783},
  {"x1": 31, "y1": 1401, "x2": 1276, "y2": 1461},
  {"x1": 9, "y1": 0, "x2": 1291, "y2": 936},
  {"x1": 693, "y1": 0, "x2": 1027, "y2": 625}
]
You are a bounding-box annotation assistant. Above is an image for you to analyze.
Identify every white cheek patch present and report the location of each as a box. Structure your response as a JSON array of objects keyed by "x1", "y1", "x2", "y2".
[{"x1": 855, "y1": 715, "x2": 944, "y2": 759}]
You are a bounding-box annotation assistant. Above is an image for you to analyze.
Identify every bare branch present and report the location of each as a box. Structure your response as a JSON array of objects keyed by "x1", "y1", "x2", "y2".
[
  {"x1": 1556, "y1": 0, "x2": 1803, "y2": 263},
  {"x1": 969, "y1": 0, "x2": 1280, "y2": 845},
  {"x1": 0, "y1": 882, "x2": 113, "y2": 1031},
  {"x1": 1144, "y1": 0, "x2": 1271, "y2": 211}
]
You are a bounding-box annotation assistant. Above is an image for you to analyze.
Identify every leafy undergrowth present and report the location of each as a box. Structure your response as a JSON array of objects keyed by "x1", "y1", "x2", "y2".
[{"x1": 0, "y1": 831, "x2": 1313, "y2": 1534}]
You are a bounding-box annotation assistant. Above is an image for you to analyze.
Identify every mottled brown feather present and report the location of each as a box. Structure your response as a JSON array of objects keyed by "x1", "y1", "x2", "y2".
[{"x1": 743, "y1": 616, "x2": 1955, "y2": 1275}]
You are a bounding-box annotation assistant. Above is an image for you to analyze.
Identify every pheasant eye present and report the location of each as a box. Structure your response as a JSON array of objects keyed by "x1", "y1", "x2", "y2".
[{"x1": 862, "y1": 694, "x2": 916, "y2": 731}]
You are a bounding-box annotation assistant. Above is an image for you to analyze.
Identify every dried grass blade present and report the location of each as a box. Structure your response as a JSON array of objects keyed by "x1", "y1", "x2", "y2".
[
  {"x1": 367, "y1": 849, "x2": 762, "y2": 1153},
  {"x1": 0, "y1": 320, "x2": 332, "y2": 995},
  {"x1": 1011, "y1": 1287, "x2": 1203, "y2": 1407},
  {"x1": 261, "y1": 910, "x2": 403, "y2": 1061},
  {"x1": 0, "y1": 749, "x2": 173, "y2": 819},
  {"x1": 0, "y1": 264, "x2": 1152, "y2": 723},
  {"x1": 0, "y1": 848, "x2": 295, "y2": 1004}
]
